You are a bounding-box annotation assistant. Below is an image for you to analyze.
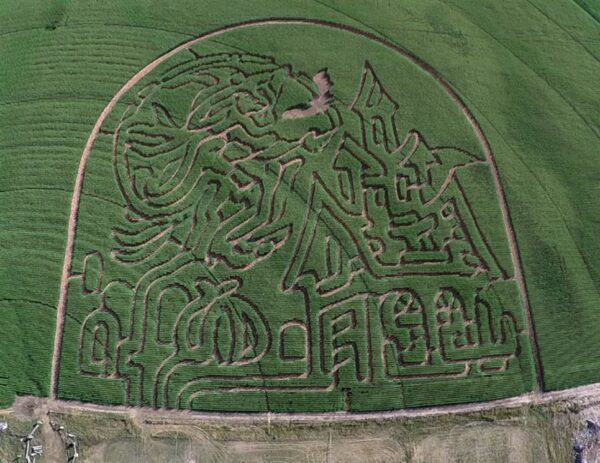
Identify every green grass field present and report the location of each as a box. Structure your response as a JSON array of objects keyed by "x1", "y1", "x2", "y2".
[{"x1": 0, "y1": 0, "x2": 599, "y2": 413}]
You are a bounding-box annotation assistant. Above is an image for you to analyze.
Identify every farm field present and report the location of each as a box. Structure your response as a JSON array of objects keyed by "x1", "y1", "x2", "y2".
[
  {"x1": 0, "y1": 392, "x2": 588, "y2": 462},
  {"x1": 0, "y1": 0, "x2": 600, "y2": 418}
]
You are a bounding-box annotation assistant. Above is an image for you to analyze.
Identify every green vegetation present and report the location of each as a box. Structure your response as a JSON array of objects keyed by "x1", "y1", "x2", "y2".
[
  {"x1": 56, "y1": 24, "x2": 536, "y2": 411},
  {"x1": 1, "y1": 0, "x2": 599, "y2": 413}
]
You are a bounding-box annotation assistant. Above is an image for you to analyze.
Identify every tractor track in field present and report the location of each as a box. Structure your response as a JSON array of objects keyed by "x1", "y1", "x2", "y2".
[{"x1": 10, "y1": 382, "x2": 600, "y2": 424}]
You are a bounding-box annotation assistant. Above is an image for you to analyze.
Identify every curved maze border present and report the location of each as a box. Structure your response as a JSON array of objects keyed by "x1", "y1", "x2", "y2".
[{"x1": 50, "y1": 18, "x2": 544, "y2": 412}]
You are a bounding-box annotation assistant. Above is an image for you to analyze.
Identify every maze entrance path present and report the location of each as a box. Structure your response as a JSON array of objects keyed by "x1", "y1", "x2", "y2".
[{"x1": 53, "y1": 20, "x2": 538, "y2": 412}]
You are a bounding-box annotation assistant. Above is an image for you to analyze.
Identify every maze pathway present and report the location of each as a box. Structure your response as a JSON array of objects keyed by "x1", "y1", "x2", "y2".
[
  {"x1": 1, "y1": 1, "x2": 599, "y2": 414},
  {"x1": 52, "y1": 21, "x2": 537, "y2": 412}
]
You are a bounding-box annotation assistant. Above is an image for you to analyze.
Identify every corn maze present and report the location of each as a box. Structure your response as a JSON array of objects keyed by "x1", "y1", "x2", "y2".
[{"x1": 47, "y1": 21, "x2": 539, "y2": 412}]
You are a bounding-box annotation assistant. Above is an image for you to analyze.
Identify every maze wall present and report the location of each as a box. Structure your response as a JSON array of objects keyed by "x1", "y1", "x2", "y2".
[{"x1": 54, "y1": 21, "x2": 536, "y2": 412}]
